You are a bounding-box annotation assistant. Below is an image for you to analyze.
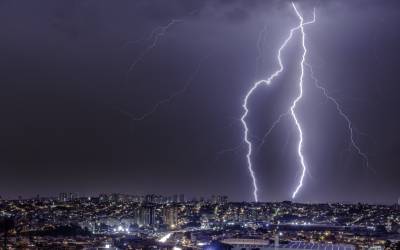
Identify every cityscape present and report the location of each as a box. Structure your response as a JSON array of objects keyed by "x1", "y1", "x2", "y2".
[
  {"x1": 1, "y1": 0, "x2": 400, "y2": 249},
  {"x1": 1, "y1": 194, "x2": 400, "y2": 249}
]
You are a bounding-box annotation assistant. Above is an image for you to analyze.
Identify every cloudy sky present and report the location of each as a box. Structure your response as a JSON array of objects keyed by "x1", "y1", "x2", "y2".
[{"x1": 0, "y1": 0, "x2": 399, "y2": 203}]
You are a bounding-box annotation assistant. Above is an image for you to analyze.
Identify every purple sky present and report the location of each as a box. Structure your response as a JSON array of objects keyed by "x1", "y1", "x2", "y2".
[{"x1": 0, "y1": 0, "x2": 399, "y2": 203}]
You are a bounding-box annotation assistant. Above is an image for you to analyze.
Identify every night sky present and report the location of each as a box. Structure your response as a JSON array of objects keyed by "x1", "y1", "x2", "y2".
[{"x1": 0, "y1": 0, "x2": 399, "y2": 203}]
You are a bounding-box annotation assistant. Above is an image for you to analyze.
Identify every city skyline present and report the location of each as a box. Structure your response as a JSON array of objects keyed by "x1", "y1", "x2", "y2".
[
  {"x1": 0, "y1": 0, "x2": 399, "y2": 203},
  {"x1": 1, "y1": 194, "x2": 399, "y2": 249},
  {"x1": 2, "y1": 192, "x2": 400, "y2": 206}
]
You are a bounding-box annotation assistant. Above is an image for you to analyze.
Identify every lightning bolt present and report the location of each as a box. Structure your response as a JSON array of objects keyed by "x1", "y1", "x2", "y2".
[
  {"x1": 123, "y1": 24, "x2": 169, "y2": 47},
  {"x1": 290, "y1": 3, "x2": 315, "y2": 199},
  {"x1": 214, "y1": 143, "x2": 244, "y2": 163},
  {"x1": 124, "y1": 9, "x2": 199, "y2": 75},
  {"x1": 126, "y1": 19, "x2": 183, "y2": 74},
  {"x1": 121, "y1": 11, "x2": 203, "y2": 120},
  {"x1": 256, "y1": 112, "x2": 289, "y2": 155},
  {"x1": 241, "y1": 3, "x2": 315, "y2": 202},
  {"x1": 306, "y1": 62, "x2": 372, "y2": 171},
  {"x1": 121, "y1": 56, "x2": 209, "y2": 121}
]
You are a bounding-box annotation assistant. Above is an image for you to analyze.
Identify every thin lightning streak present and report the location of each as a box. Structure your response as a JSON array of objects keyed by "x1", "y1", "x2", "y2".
[
  {"x1": 122, "y1": 26, "x2": 167, "y2": 47},
  {"x1": 126, "y1": 19, "x2": 183, "y2": 74},
  {"x1": 122, "y1": 21, "x2": 176, "y2": 48},
  {"x1": 241, "y1": 3, "x2": 315, "y2": 202},
  {"x1": 214, "y1": 119, "x2": 247, "y2": 160},
  {"x1": 215, "y1": 144, "x2": 244, "y2": 161},
  {"x1": 123, "y1": 56, "x2": 209, "y2": 121},
  {"x1": 124, "y1": 9, "x2": 199, "y2": 73},
  {"x1": 290, "y1": 3, "x2": 316, "y2": 199},
  {"x1": 256, "y1": 111, "x2": 314, "y2": 184},
  {"x1": 306, "y1": 62, "x2": 372, "y2": 171},
  {"x1": 256, "y1": 112, "x2": 289, "y2": 155}
]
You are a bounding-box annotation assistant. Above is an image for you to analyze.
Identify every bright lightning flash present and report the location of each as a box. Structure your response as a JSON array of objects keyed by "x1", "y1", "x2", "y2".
[
  {"x1": 240, "y1": 3, "x2": 315, "y2": 202},
  {"x1": 290, "y1": 3, "x2": 315, "y2": 199}
]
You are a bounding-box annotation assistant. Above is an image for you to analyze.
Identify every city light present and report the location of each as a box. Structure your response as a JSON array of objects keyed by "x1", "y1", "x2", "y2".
[{"x1": 158, "y1": 232, "x2": 173, "y2": 243}]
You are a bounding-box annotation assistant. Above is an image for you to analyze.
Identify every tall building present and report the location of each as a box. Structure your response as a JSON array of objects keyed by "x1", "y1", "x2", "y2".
[
  {"x1": 179, "y1": 194, "x2": 185, "y2": 203},
  {"x1": 59, "y1": 192, "x2": 68, "y2": 202},
  {"x1": 144, "y1": 194, "x2": 163, "y2": 203},
  {"x1": 211, "y1": 195, "x2": 228, "y2": 204},
  {"x1": 68, "y1": 192, "x2": 78, "y2": 201},
  {"x1": 138, "y1": 206, "x2": 155, "y2": 226},
  {"x1": 59, "y1": 192, "x2": 77, "y2": 202},
  {"x1": 99, "y1": 194, "x2": 108, "y2": 202},
  {"x1": 145, "y1": 194, "x2": 155, "y2": 203},
  {"x1": 397, "y1": 197, "x2": 400, "y2": 210},
  {"x1": 163, "y1": 206, "x2": 178, "y2": 227}
]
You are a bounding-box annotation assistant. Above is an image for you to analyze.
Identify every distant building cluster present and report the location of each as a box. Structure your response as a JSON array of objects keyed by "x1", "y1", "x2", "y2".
[{"x1": 0, "y1": 194, "x2": 399, "y2": 249}]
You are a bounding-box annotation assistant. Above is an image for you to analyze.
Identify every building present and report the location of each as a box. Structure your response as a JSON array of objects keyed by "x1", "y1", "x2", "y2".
[
  {"x1": 68, "y1": 192, "x2": 78, "y2": 201},
  {"x1": 211, "y1": 195, "x2": 228, "y2": 204},
  {"x1": 99, "y1": 194, "x2": 109, "y2": 202},
  {"x1": 59, "y1": 192, "x2": 68, "y2": 202},
  {"x1": 163, "y1": 206, "x2": 178, "y2": 228},
  {"x1": 179, "y1": 194, "x2": 185, "y2": 203},
  {"x1": 59, "y1": 192, "x2": 78, "y2": 202},
  {"x1": 138, "y1": 206, "x2": 155, "y2": 226}
]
